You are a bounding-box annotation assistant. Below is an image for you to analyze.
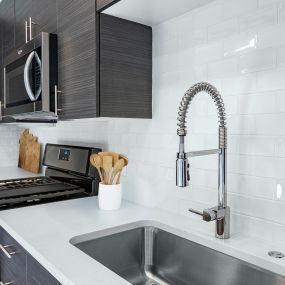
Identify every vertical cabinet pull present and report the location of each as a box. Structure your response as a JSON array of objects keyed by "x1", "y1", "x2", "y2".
[
  {"x1": 0, "y1": 244, "x2": 17, "y2": 259},
  {"x1": 25, "y1": 20, "x2": 28, "y2": 43},
  {"x1": 29, "y1": 17, "x2": 33, "y2": 41},
  {"x1": 25, "y1": 17, "x2": 36, "y2": 42},
  {"x1": 54, "y1": 85, "x2": 63, "y2": 116}
]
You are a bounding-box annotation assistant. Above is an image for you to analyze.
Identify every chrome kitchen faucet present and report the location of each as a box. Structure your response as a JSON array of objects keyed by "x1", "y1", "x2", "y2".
[{"x1": 176, "y1": 82, "x2": 230, "y2": 239}]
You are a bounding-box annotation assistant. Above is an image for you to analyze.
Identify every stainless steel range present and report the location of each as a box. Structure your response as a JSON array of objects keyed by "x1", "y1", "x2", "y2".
[{"x1": 0, "y1": 144, "x2": 101, "y2": 210}]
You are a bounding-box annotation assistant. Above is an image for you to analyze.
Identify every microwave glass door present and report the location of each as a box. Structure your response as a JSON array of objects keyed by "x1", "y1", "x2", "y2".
[{"x1": 5, "y1": 47, "x2": 42, "y2": 108}]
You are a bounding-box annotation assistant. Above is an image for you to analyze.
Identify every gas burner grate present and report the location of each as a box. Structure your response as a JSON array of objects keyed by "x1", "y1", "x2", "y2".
[
  {"x1": 0, "y1": 176, "x2": 85, "y2": 206},
  {"x1": 0, "y1": 177, "x2": 56, "y2": 190}
]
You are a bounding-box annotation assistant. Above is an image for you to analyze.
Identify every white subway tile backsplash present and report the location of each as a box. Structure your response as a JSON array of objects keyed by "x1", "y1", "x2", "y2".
[
  {"x1": 278, "y1": 1, "x2": 285, "y2": 22},
  {"x1": 223, "y1": 32, "x2": 257, "y2": 57},
  {"x1": 194, "y1": 42, "x2": 224, "y2": 64},
  {"x1": 238, "y1": 48, "x2": 276, "y2": 74},
  {"x1": 208, "y1": 18, "x2": 239, "y2": 42},
  {"x1": 1, "y1": 0, "x2": 285, "y2": 245},
  {"x1": 259, "y1": 0, "x2": 283, "y2": 7},
  {"x1": 223, "y1": 0, "x2": 258, "y2": 18},
  {"x1": 237, "y1": 92, "x2": 276, "y2": 114},
  {"x1": 236, "y1": 135, "x2": 276, "y2": 156},
  {"x1": 208, "y1": 58, "x2": 238, "y2": 78},
  {"x1": 258, "y1": 22, "x2": 285, "y2": 48},
  {"x1": 275, "y1": 138, "x2": 285, "y2": 156},
  {"x1": 221, "y1": 74, "x2": 257, "y2": 95},
  {"x1": 276, "y1": 90, "x2": 285, "y2": 111},
  {"x1": 239, "y1": 6, "x2": 277, "y2": 32},
  {"x1": 257, "y1": 67, "x2": 285, "y2": 91},
  {"x1": 276, "y1": 44, "x2": 285, "y2": 67}
]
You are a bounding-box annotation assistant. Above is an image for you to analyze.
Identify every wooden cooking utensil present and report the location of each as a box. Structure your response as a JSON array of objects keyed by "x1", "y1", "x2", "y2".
[
  {"x1": 99, "y1": 152, "x2": 119, "y2": 166},
  {"x1": 90, "y1": 154, "x2": 104, "y2": 183},
  {"x1": 110, "y1": 159, "x2": 125, "y2": 185},
  {"x1": 102, "y1": 156, "x2": 113, "y2": 184},
  {"x1": 18, "y1": 129, "x2": 41, "y2": 174},
  {"x1": 115, "y1": 154, "x2": 129, "y2": 184},
  {"x1": 119, "y1": 154, "x2": 128, "y2": 166}
]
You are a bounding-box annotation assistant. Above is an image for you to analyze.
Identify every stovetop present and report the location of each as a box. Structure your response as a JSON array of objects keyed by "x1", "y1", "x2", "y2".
[
  {"x1": 0, "y1": 143, "x2": 101, "y2": 210},
  {"x1": 0, "y1": 176, "x2": 85, "y2": 208}
]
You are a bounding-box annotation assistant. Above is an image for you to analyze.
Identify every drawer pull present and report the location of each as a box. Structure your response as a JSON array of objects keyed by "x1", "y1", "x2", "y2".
[
  {"x1": 0, "y1": 281, "x2": 14, "y2": 285},
  {"x1": 0, "y1": 244, "x2": 17, "y2": 259}
]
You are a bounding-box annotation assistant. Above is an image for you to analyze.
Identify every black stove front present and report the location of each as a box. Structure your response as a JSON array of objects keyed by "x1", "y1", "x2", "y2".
[{"x1": 0, "y1": 144, "x2": 101, "y2": 210}]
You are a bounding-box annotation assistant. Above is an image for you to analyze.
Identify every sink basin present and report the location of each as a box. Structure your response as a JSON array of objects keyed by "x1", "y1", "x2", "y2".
[{"x1": 70, "y1": 221, "x2": 285, "y2": 285}]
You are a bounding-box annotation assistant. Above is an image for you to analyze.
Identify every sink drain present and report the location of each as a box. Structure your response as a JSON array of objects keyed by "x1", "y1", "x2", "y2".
[{"x1": 268, "y1": 251, "x2": 285, "y2": 258}]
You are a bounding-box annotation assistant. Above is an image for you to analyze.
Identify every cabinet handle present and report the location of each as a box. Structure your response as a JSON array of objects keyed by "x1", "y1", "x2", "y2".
[
  {"x1": 29, "y1": 17, "x2": 37, "y2": 41},
  {"x1": 26, "y1": 17, "x2": 36, "y2": 42},
  {"x1": 25, "y1": 20, "x2": 28, "y2": 43},
  {"x1": 54, "y1": 85, "x2": 63, "y2": 116},
  {"x1": 0, "y1": 244, "x2": 17, "y2": 259},
  {"x1": 29, "y1": 17, "x2": 33, "y2": 41},
  {"x1": 0, "y1": 281, "x2": 14, "y2": 285}
]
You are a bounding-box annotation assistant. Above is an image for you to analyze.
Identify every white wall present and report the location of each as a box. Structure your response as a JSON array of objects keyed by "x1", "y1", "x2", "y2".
[{"x1": 1, "y1": 0, "x2": 285, "y2": 244}]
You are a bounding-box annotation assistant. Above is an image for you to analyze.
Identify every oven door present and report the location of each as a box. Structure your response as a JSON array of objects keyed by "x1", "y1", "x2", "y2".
[{"x1": 4, "y1": 46, "x2": 42, "y2": 116}]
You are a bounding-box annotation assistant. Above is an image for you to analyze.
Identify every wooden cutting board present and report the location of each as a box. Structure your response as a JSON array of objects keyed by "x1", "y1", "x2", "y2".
[{"x1": 18, "y1": 129, "x2": 41, "y2": 174}]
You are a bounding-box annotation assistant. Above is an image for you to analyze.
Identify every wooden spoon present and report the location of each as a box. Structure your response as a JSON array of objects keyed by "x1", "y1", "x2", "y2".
[
  {"x1": 102, "y1": 156, "x2": 113, "y2": 184},
  {"x1": 99, "y1": 152, "x2": 119, "y2": 166},
  {"x1": 115, "y1": 154, "x2": 128, "y2": 184},
  {"x1": 119, "y1": 154, "x2": 128, "y2": 166},
  {"x1": 110, "y1": 159, "x2": 125, "y2": 185},
  {"x1": 90, "y1": 154, "x2": 104, "y2": 183}
]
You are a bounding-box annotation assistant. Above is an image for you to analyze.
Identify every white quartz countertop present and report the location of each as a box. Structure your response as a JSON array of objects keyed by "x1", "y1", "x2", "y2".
[
  {"x1": 0, "y1": 166, "x2": 41, "y2": 180},
  {"x1": 0, "y1": 197, "x2": 284, "y2": 285}
]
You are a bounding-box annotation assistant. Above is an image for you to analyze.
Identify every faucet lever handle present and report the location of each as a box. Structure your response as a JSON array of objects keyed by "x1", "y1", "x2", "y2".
[
  {"x1": 189, "y1": 207, "x2": 217, "y2": 222},
  {"x1": 188, "y1": 208, "x2": 203, "y2": 217}
]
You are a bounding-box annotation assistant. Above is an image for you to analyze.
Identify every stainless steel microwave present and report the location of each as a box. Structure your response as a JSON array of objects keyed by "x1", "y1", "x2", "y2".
[{"x1": 2, "y1": 32, "x2": 58, "y2": 122}]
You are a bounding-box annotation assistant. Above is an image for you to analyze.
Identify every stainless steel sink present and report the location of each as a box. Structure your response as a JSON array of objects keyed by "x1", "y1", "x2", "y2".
[{"x1": 70, "y1": 222, "x2": 285, "y2": 285}]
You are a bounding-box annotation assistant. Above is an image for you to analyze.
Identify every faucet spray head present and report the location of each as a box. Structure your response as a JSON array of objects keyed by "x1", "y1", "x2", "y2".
[
  {"x1": 176, "y1": 155, "x2": 190, "y2": 187},
  {"x1": 176, "y1": 136, "x2": 190, "y2": 187}
]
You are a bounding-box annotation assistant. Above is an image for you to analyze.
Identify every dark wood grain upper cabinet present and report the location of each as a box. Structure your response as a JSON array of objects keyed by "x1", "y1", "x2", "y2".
[
  {"x1": 32, "y1": 0, "x2": 57, "y2": 35},
  {"x1": 15, "y1": 0, "x2": 32, "y2": 48},
  {"x1": 0, "y1": 10, "x2": 3, "y2": 113},
  {"x1": 96, "y1": 0, "x2": 121, "y2": 11},
  {"x1": 15, "y1": 0, "x2": 57, "y2": 49},
  {"x1": 57, "y1": 0, "x2": 98, "y2": 120},
  {"x1": 99, "y1": 14, "x2": 152, "y2": 118},
  {"x1": 0, "y1": 0, "x2": 15, "y2": 58}
]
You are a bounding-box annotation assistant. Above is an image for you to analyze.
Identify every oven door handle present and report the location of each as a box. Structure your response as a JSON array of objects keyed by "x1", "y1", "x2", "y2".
[{"x1": 24, "y1": 51, "x2": 42, "y2": 102}]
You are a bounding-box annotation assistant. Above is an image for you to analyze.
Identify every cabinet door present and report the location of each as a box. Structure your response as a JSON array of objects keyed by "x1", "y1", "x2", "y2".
[
  {"x1": 15, "y1": 0, "x2": 32, "y2": 48},
  {"x1": 0, "y1": 0, "x2": 15, "y2": 58},
  {"x1": 0, "y1": 16, "x2": 3, "y2": 112},
  {"x1": 27, "y1": 253, "x2": 61, "y2": 285},
  {"x1": 32, "y1": 0, "x2": 57, "y2": 36},
  {"x1": 100, "y1": 14, "x2": 152, "y2": 118},
  {"x1": 57, "y1": 0, "x2": 98, "y2": 119},
  {"x1": 0, "y1": 227, "x2": 26, "y2": 285}
]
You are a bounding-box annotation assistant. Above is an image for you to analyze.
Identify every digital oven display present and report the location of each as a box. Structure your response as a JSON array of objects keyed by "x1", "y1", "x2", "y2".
[{"x1": 58, "y1": 149, "x2": 71, "y2": 161}]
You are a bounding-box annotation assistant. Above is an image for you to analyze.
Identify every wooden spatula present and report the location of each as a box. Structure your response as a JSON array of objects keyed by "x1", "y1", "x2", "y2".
[
  {"x1": 102, "y1": 156, "x2": 113, "y2": 184},
  {"x1": 110, "y1": 159, "x2": 125, "y2": 185},
  {"x1": 90, "y1": 154, "x2": 104, "y2": 183},
  {"x1": 99, "y1": 152, "x2": 119, "y2": 166}
]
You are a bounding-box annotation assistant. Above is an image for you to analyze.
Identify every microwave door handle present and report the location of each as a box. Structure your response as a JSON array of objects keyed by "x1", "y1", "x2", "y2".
[
  {"x1": 33, "y1": 51, "x2": 42, "y2": 100},
  {"x1": 24, "y1": 51, "x2": 37, "y2": 102}
]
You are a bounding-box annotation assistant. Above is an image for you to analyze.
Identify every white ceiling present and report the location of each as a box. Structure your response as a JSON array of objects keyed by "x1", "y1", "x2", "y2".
[{"x1": 103, "y1": 0, "x2": 215, "y2": 27}]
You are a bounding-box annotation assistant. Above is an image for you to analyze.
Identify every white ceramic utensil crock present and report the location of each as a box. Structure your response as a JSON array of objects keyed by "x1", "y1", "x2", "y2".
[{"x1": 98, "y1": 183, "x2": 122, "y2": 210}]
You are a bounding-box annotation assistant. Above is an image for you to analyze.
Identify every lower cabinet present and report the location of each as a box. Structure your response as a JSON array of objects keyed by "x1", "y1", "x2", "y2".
[{"x1": 0, "y1": 227, "x2": 61, "y2": 285}]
